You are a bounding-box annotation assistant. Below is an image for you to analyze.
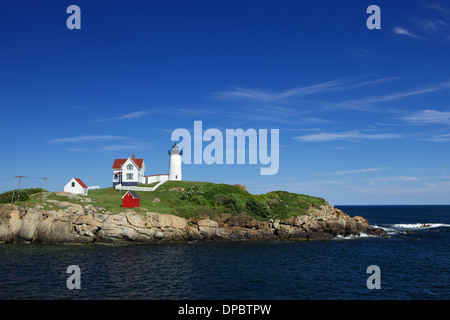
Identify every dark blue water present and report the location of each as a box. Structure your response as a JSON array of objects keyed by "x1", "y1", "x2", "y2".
[{"x1": 0, "y1": 206, "x2": 449, "y2": 300}]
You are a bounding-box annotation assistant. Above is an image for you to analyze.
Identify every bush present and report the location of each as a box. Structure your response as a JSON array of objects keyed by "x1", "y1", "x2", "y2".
[
  {"x1": 0, "y1": 190, "x2": 17, "y2": 204},
  {"x1": 245, "y1": 198, "x2": 270, "y2": 218},
  {"x1": 181, "y1": 184, "x2": 207, "y2": 200},
  {"x1": 181, "y1": 184, "x2": 247, "y2": 213},
  {"x1": 214, "y1": 194, "x2": 244, "y2": 212},
  {"x1": 180, "y1": 183, "x2": 326, "y2": 219},
  {"x1": 189, "y1": 194, "x2": 207, "y2": 206},
  {"x1": 0, "y1": 188, "x2": 44, "y2": 204}
]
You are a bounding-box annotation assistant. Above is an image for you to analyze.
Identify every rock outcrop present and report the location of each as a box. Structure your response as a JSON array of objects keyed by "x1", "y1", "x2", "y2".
[{"x1": 0, "y1": 201, "x2": 386, "y2": 245}]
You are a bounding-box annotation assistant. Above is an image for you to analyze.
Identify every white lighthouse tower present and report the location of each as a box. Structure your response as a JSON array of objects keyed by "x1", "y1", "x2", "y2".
[{"x1": 168, "y1": 143, "x2": 182, "y2": 181}]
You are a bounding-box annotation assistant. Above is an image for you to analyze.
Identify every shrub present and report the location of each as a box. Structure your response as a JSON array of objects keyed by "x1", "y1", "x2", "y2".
[
  {"x1": 0, "y1": 188, "x2": 44, "y2": 204},
  {"x1": 189, "y1": 194, "x2": 207, "y2": 206},
  {"x1": 0, "y1": 190, "x2": 17, "y2": 204},
  {"x1": 181, "y1": 184, "x2": 206, "y2": 200},
  {"x1": 214, "y1": 194, "x2": 244, "y2": 212},
  {"x1": 245, "y1": 198, "x2": 270, "y2": 218}
]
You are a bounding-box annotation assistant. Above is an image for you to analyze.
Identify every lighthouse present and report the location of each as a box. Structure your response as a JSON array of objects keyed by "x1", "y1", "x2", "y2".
[{"x1": 168, "y1": 143, "x2": 182, "y2": 181}]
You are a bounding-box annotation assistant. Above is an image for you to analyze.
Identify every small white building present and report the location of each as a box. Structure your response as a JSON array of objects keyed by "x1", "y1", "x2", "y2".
[
  {"x1": 64, "y1": 178, "x2": 88, "y2": 196},
  {"x1": 144, "y1": 174, "x2": 169, "y2": 184}
]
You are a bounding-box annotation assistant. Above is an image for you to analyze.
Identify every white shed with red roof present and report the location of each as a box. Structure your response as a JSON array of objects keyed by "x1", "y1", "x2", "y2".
[{"x1": 64, "y1": 178, "x2": 88, "y2": 196}]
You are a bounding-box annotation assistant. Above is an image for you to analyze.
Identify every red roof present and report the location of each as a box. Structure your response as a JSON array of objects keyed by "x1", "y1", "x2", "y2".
[
  {"x1": 122, "y1": 191, "x2": 140, "y2": 199},
  {"x1": 74, "y1": 178, "x2": 88, "y2": 189},
  {"x1": 112, "y1": 157, "x2": 144, "y2": 169}
]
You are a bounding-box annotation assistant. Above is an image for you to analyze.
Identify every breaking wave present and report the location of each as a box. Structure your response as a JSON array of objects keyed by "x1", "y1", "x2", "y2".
[
  {"x1": 375, "y1": 223, "x2": 450, "y2": 235},
  {"x1": 334, "y1": 223, "x2": 450, "y2": 239},
  {"x1": 334, "y1": 233, "x2": 374, "y2": 240},
  {"x1": 391, "y1": 223, "x2": 450, "y2": 229}
]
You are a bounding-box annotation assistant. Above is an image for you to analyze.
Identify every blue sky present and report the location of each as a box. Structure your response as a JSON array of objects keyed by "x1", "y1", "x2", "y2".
[{"x1": 1, "y1": 0, "x2": 450, "y2": 204}]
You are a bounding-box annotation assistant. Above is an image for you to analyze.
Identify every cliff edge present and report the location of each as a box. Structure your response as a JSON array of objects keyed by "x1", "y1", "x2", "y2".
[{"x1": 0, "y1": 196, "x2": 386, "y2": 244}]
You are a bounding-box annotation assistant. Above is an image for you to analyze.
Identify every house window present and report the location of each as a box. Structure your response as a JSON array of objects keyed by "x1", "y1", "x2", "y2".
[
  {"x1": 126, "y1": 173, "x2": 133, "y2": 180},
  {"x1": 114, "y1": 175, "x2": 118, "y2": 181},
  {"x1": 71, "y1": 182, "x2": 75, "y2": 187},
  {"x1": 127, "y1": 164, "x2": 133, "y2": 170}
]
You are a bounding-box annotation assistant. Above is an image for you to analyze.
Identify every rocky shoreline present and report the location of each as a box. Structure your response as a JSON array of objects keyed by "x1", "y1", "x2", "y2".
[{"x1": 0, "y1": 197, "x2": 386, "y2": 244}]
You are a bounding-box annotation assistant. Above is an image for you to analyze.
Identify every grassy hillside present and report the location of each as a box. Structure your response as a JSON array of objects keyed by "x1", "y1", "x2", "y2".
[
  {"x1": 2, "y1": 181, "x2": 327, "y2": 221},
  {"x1": 88, "y1": 181, "x2": 326, "y2": 220}
]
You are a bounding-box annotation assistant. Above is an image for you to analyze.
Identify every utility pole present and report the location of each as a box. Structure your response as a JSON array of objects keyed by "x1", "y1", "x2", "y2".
[
  {"x1": 15, "y1": 176, "x2": 25, "y2": 201},
  {"x1": 41, "y1": 177, "x2": 49, "y2": 191}
]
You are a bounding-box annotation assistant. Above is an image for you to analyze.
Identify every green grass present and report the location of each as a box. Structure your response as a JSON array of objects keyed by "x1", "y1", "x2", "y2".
[
  {"x1": 88, "y1": 181, "x2": 327, "y2": 220},
  {"x1": 3, "y1": 181, "x2": 328, "y2": 221},
  {"x1": 88, "y1": 181, "x2": 216, "y2": 216}
]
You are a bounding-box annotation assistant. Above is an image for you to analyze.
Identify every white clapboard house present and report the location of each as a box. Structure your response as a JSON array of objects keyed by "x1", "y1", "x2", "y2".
[{"x1": 112, "y1": 155, "x2": 146, "y2": 187}]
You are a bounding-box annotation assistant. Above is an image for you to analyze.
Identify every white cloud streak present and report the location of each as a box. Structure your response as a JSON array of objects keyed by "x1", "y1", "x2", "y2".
[
  {"x1": 88, "y1": 111, "x2": 153, "y2": 123},
  {"x1": 334, "y1": 167, "x2": 388, "y2": 175},
  {"x1": 425, "y1": 133, "x2": 450, "y2": 142},
  {"x1": 215, "y1": 77, "x2": 397, "y2": 102},
  {"x1": 369, "y1": 176, "x2": 421, "y2": 182},
  {"x1": 101, "y1": 143, "x2": 152, "y2": 151},
  {"x1": 49, "y1": 135, "x2": 128, "y2": 144},
  {"x1": 338, "y1": 82, "x2": 450, "y2": 109},
  {"x1": 393, "y1": 26, "x2": 425, "y2": 39},
  {"x1": 293, "y1": 130, "x2": 402, "y2": 142},
  {"x1": 402, "y1": 109, "x2": 450, "y2": 125}
]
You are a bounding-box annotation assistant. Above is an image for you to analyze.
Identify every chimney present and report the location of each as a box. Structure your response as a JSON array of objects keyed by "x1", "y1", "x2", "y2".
[{"x1": 132, "y1": 154, "x2": 135, "y2": 159}]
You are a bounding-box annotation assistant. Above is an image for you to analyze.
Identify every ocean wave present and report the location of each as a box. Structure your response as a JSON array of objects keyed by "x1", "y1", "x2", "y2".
[
  {"x1": 390, "y1": 223, "x2": 450, "y2": 229},
  {"x1": 334, "y1": 233, "x2": 374, "y2": 240},
  {"x1": 372, "y1": 222, "x2": 450, "y2": 235}
]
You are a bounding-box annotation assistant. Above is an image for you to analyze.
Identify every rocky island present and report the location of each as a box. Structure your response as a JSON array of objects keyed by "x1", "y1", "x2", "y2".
[{"x1": 0, "y1": 182, "x2": 386, "y2": 244}]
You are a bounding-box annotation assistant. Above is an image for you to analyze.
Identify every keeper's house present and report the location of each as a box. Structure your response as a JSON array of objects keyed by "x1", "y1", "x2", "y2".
[{"x1": 112, "y1": 155, "x2": 145, "y2": 187}]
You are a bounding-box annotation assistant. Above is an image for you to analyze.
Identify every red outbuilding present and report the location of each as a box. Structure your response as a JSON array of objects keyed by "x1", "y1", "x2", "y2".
[{"x1": 122, "y1": 191, "x2": 140, "y2": 208}]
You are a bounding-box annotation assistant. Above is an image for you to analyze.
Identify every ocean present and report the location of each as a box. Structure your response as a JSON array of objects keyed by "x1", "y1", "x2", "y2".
[{"x1": 0, "y1": 205, "x2": 449, "y2": 300}]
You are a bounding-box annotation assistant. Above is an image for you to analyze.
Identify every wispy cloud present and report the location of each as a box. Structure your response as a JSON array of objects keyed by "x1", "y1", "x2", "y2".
[
  {"x1": 217, "y1": 88, "x2": 273, "y2": 101},
  {"x1": 224, "y1": 104, "x2": 332, "y2": 125},
  {"x1": 293, "y1": 130, "x2": 402, "y2": 142},
  {"x1": 170, "y1": 108, "x2": 217, "y2": 115},
  {"x1": 401, "y1": 109, "x2": 450, "y2": 125},
  {"x1": 214, "y1": 77, "x2": 396, "y2": 102},
  {"x1": 369, "y1": 176, "x2": 421, "y2": 182},
  {"x1": 425, "y1": 133, "x2": 450, "y2": 142},
  {"x1": 334, "y1": 167, "x2": 388, "y2": 175},
  {"x1": 88, "y1": 110, "x2": 153, "y2": 123},
  {"x1": 426, "y1": 3, "x2": 450, "y2": 14},
  {"x1": 416, "y1": 17, "x2": 448, "y2": 33},
  {"x1": 49, "y1": 135, "x2": 154, "y2": 151},
  {"x1": 350, "y1": 47, "x2": 384, "y2": 59},
  {"x1": 393, "y1": 3, "x2": 450, "y2": 41},
  {"x1": 333, "y1": 81, "x2": 450, "y2": 110},
  {"x1": 101, "y1": 143, "x2": 153, "y2": 152},
  {"x1": 275, "y1": 80, "x2": 348, "y2": 99},
  {"x1": 49, "y1": 135, "x2": 128, "y2": 144},
  {"x1": 393, "y1": 27, "x2": 425, "y2": 40}
]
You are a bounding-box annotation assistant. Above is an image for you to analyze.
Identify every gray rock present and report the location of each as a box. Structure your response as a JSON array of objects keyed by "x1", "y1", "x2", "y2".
[{"x1": 154, "y1": 231, "x2": 164, "y2": 240}]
